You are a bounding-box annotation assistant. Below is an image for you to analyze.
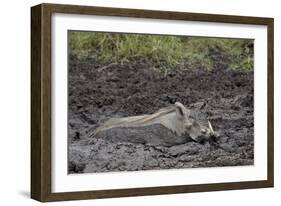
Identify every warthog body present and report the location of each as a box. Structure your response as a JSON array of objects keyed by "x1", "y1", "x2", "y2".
[{"x1": 93, "y1": 102, "x2": 217, "y2": 146}]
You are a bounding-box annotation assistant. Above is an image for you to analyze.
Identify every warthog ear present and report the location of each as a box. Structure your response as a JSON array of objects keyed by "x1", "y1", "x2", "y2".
[{"x1": 174, "y1": 102, "x2": 189, "y2": 117}]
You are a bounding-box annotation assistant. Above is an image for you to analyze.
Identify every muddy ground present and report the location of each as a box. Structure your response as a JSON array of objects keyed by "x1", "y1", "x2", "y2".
[{"x1": 68, "y1": 57, "x2": 254, "y2": 174}]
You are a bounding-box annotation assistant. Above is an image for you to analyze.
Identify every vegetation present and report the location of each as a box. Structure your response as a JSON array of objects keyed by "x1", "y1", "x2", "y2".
[{"x1": 69, "y1": 31, "x2": 254, "y2": 72}]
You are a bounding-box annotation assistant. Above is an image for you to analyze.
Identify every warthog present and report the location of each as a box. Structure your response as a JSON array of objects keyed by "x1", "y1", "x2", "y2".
[{"x1": 93, "y1": 102, "x2": 218, "y2": 146}]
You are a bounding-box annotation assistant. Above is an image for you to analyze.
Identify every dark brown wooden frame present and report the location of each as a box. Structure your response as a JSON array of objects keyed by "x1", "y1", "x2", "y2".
[{"x1": 31, "y1": 3, "x2": 274, "y2": 202}]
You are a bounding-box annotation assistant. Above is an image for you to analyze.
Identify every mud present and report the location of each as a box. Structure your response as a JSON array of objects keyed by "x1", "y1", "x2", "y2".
[{"x1": 68, "y1": 58, "x2": 254, "y2": 173}]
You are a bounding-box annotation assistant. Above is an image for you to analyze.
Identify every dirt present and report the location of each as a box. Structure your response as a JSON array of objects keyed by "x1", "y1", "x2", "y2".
[{"x1": 68, "y1": 57, "x2": 254, "y2": 174}]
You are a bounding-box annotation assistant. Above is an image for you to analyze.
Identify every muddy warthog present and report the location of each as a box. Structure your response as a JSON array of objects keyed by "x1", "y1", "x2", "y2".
[{"x1": 93, "y1": 102, "x2": 218, "y2": 146}]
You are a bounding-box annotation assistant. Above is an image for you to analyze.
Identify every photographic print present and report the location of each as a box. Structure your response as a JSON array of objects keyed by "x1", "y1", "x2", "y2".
[
  {"x1": 68, "y1": 31, "x2": 254, "y2": 174},
  {"x1": 31, "y1": 4, "x2": 273, "y2": 201}
]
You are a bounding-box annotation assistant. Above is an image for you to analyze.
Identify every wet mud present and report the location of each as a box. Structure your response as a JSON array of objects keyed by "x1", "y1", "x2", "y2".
[{"x1": 68, "y1": 58, "x2": 254, "y2": 173}]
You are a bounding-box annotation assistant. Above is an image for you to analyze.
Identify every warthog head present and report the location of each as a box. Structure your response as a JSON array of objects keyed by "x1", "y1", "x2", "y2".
[
  {"x1": 94, "y1": 102, "x2": 218, "y2": 143},
  {"x1": 165, "y1": 102, "x2": 218, "y2": 142}
]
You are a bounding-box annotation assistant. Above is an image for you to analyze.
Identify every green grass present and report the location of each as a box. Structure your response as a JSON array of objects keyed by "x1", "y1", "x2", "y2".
[{"x1": 69, "y1": 31, "x2": 254, "y2": 72}]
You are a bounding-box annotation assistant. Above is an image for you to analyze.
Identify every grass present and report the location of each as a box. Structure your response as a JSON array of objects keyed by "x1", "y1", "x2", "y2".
[{"x1": 69, "y1": 31, "x2": 254, "y2": 72}]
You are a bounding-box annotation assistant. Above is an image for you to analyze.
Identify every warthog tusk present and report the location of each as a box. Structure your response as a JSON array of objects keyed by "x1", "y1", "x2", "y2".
[{"x1": 208, "y1": 120, "x2": 214, "y2": 135}]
